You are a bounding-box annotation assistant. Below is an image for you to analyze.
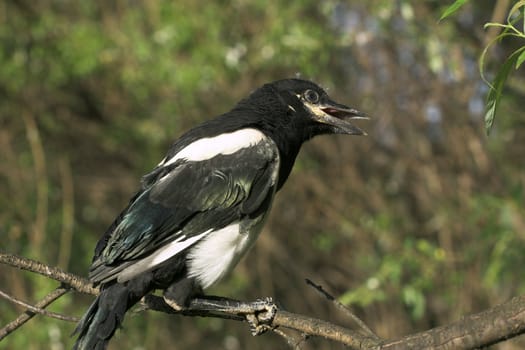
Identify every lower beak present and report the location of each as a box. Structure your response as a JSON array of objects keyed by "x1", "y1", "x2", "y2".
[{"x1": 320, "y1": 100, "x2": 369, "y2": 135}]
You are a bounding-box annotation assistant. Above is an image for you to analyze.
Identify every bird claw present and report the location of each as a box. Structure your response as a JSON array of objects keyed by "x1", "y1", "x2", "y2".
[{"x1": 245, "y1": 297, "x2": 277, "y2": 335}]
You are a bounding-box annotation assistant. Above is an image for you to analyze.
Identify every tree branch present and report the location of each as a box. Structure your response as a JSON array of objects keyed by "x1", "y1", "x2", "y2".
[
  {"x1": 142, "y1": 293, "x2": 378, "y2": 348},
  {"x1": 0, "y1": 252, "x2": 98, "y2": 295},
  {"x1": 1, "y1": 251, "x2": 525, "y2": 349},
  {"x1": 377, "y1": 294, "x2": 525, "y2": 349}
]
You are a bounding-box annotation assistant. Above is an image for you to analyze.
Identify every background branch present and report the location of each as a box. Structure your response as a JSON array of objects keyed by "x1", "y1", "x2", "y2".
[
  {"x1": 0, "y1": 287, "x2": 70, "y2": 341},
  {"x1": 305, "y1": 278, "x2": 380, "y2": 340},
  {"x1": 0, "y1": 288, "x2": 78, "y2": 323}
]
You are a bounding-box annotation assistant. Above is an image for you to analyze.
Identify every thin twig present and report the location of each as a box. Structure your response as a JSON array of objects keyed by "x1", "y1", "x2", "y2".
[
  {"x1": 296, "y1": 333, "x2": 311, "y2": 349},
  {"x1": 277, "y1": 329, "x2": 311, "y2": 350},
  {"x1": 22, "y1": 112, "x2": 48, "y2": 256},
  {"x1": 271, "y1": 328, "x2": 300, "y2": 349},
  {"x1": 0, "y1": 288, "x2": 79, "y2": 322},
  {"x1": 0, "y1": 286, "x2": 70, "y2": 340},
  {"x1": 58, "y1": 156, "x2": 75, "y2": 270},
  {"x1": 305, "y1": 278, "x2": 379, "y2": 339}
]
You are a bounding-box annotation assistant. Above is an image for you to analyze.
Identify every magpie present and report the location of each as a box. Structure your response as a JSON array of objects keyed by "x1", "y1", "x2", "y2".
[{"x1": 73, "y1": 78, "x2": 367, "y2": 350}]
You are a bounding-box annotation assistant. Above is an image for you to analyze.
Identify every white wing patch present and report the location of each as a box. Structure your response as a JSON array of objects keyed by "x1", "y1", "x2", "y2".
[
  {"x1": 162, "y1": 128, "x2": 267, "y2": 166},
  {"x1": 116, "y1": 230, "x2": 211, "y2": 283}
]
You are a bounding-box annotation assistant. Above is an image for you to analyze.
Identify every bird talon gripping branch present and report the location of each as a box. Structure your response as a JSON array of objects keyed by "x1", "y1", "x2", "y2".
[
  {"x1": 245, "y1": 298, "x2": 277, "y2": 336},
  {"x1": 251, "y1": 297, "x2": 277, "y2": 323},
  {"x1": 73, "y1": 79, "x2": 367, "y2": 349},
  {"x1": 246, "y1": 313, "x2": 273, "y2": 336}
]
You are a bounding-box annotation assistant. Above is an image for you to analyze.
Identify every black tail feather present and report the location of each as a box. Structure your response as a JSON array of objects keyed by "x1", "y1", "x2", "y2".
[{"x1": 73, "y1": 284, "x2": 135, "y2": 350}]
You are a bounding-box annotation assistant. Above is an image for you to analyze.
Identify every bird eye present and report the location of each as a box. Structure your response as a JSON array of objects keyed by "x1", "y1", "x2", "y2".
[{"x1": 303, "y1": 89, "x2": 320, "y2": 104}]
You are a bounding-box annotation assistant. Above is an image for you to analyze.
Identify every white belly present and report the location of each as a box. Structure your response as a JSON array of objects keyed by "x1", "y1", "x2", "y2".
[{"x1": 187, "y1": 220, "x2": 264, "y2": 289}]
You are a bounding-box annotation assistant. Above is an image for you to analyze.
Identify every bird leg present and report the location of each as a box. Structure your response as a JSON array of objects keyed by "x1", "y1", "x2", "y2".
[
  {"x1": 164, "y1": 292, "x2": 278, "y2": 335},
  {"x1": 162, "y1": 278, "x2": 203, "y2": 311}
]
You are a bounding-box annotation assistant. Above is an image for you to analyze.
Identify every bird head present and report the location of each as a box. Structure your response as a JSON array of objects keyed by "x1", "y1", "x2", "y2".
[{"x1": 270, "y1": 78, "x2": 368, "y2": 138}]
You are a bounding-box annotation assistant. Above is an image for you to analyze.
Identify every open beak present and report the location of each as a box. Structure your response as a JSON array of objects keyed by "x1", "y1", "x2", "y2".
[{"x1": 319, "y1": 99, "x2": 368, "y2": 135}]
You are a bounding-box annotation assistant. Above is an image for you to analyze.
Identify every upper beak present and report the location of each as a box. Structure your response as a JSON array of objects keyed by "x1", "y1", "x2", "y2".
[{"x1": 319, "y1": 99, "x2": 368, "y2": 135}]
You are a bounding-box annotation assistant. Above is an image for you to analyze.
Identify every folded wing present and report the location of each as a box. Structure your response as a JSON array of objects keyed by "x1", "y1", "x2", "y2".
[{"x1": 89, "y1": 137, "x2": 280, "y2": 284}]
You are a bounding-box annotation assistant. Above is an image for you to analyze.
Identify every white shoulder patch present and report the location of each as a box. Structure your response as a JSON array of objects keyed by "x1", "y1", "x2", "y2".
[{"x1": 163, "y1": 128, "x2": 267, "y2": 166}]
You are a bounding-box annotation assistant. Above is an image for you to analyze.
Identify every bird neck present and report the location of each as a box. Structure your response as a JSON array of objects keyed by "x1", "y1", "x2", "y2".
[{"x1": 275, "y1": 139, "x2": 302, "y2": 191}]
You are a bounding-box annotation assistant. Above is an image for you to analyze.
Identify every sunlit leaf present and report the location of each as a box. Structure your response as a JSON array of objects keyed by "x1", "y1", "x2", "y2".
[
  {"x1": 517, "y1": 49, "x2": 525, "y2": 68},
  {"x1": 508, "y1": 0, "x2": 525, "y2": 23},
  {"x1": 439, "y1": 0, "x2": 469, "y2": 21},
  {"x1": 402, "y1": 285, "x2": 426, "y2": 320},
  {"x1": 485, "y1": 46, "x2": 525, "y2": 134}
]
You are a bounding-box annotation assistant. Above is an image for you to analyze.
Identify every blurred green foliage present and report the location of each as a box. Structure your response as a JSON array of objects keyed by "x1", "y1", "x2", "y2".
[
  {"x1": 1, "y1": 1, "x2": 524, "y2": 349},
  {"x1": 442, "y1": 0, "x2": 525, "y2": 133}
]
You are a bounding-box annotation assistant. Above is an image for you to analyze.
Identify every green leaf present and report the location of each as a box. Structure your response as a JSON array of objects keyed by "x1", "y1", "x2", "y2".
[
  {"x1": 439, "y1": 0, "x2": 469, "y2": 21},
  {"x1": 402, "y1": 285, "x2": 426, "y2": 320},
  {"x1": 479, "y1": 32, "x2": 513, "y2": 80},
  {"x1": 507, "y1": 0, "x2": 525, "y2": 24},
  {"x1": 485, "y1": 46, "x2": 525, "y2": 134},
  {"x1": 516, "y1": 48, "x2": 525, "y2": 69}
]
